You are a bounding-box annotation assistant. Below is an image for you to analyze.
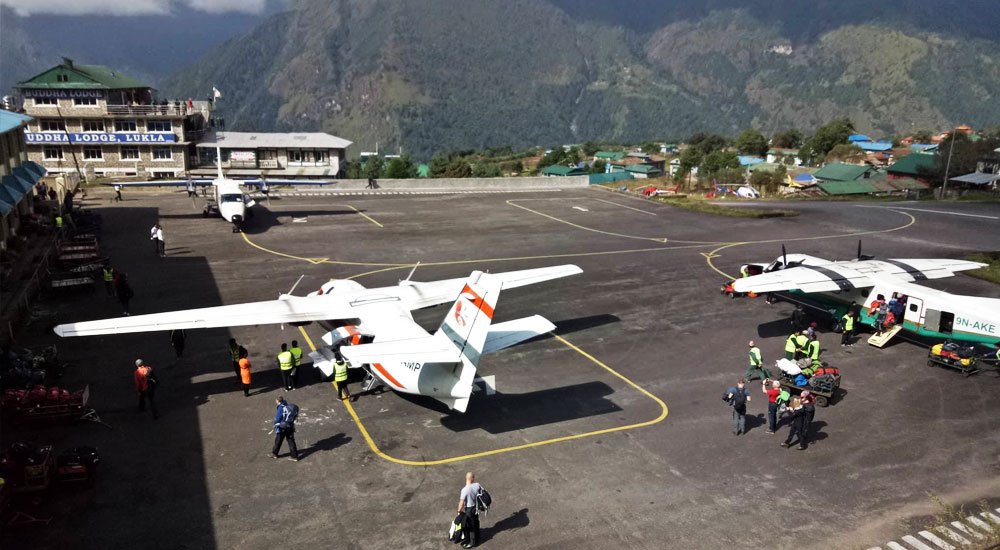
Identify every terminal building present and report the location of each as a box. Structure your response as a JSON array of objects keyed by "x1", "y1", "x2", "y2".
[
  {"x1": 14, "y1": 58, "x2": 211, "y2": 179},
  {"x1": 0, "y1": 110, "x2": 47, "y2": 251},
  {"x1": 193, "y1": 131, "x2": 352, "y2": 179}
]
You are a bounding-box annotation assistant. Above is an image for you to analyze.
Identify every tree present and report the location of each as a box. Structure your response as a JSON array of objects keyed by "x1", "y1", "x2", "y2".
[
  {"x1": 688, "y1": 132, "x2": 729, "y2": 154},
  {"x1": 500, "y1": 160, "x2": 523, "y2": 174},
  {"x1": 770, "y1": 128, "x2": 803, "y2": 149},
  {"x1": 364, "y1": 156, "x2": 384, "y2": 179},
  {"x1": 924, "y1": 131, "x2": 1000, "y2": 185},
  {"x1": 773, "y1": 164, "x2": 787, "y2": 190},
  {"x1": 734, "y1": 129, "x2": 768, "y2": 157},
  {"x1": 443, "y1": 158, "x2": 472, "y2": 178},
  {"x1": 384, "y1": 153, "x2": 417, "y2": 178},
  {"x1": 676, "y1": 147, "x2": 703, "y2": 183},
  {"x1": 826, "y1": 143, "x2": 864, "y2": 163},
  {"x1": 640, "y1": 141, "x2": 658, "y2": 154},
  {"x1": 472, "y1": 163, "x2": 501, "y2": 178},
  {"x1": 806, "y1": 118, "x2": 855, "y2": 161},
  {"x1": 797, "y1": 141, "x2": 814, "y2": 165},
  {"x1": 912, "y1": 129, "x2": 935, "y2": 143},
  {"x1": 750, "y1": 171, "x2": 774, "y2": 195},
  {"x1": 428, "y1": 151, "x2": 451, "y2": 177},
  {"x1": 537, "y1": 147, "x2": 567, "y2": 169},
  {"x1": 581, "y1": 141, "x2": 599, "y2": 156},
  {"x1": 590, "y1": 160, "x2": 606, "y2": 174},
  {"x1": 699, "y1": 150, "x2": 740, "y2": 177}
]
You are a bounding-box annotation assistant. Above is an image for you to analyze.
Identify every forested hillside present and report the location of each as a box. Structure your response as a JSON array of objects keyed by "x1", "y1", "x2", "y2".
[{"x1": 159, "y1": 0, "x2": 1000, "y2": 158}]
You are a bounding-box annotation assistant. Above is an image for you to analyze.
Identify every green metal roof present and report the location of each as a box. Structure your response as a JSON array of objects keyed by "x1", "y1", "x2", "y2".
[
  {"x1": 816, "y1": 180, "x2": 880, "y2": 195},
  {"x1": 16, "y1": 60, "x2": 149, "y2": 90},
  {"x1": 887, "y1": 152, "x2": 935, "y2": 177},
  {"x1": 625, "y1": 164, "x2": 662, "y2": 174},
  {"x1": 541, "y1": 165, "x2": 585, "y2": 176},
  {"x1": 594, "y1": 151, "x2": 625, "y2": 160},
  {"x1": 813, "y1": 162, "x2": 872, "y2": 181}
]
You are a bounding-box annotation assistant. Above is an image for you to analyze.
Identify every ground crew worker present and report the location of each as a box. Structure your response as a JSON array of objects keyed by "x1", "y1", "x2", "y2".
[
  {"x1": 277, "y1": 343, "x2": 294, "y2": 391},
  {"x1": 54, "y1": 214, "x2": 63, "y2": 234},
  {"x1": 745, "y1": 340, "x2": 771, "y2": 381},
  {"x1": 784, "y1": 332, "x2": 798, "y2": 360},
  {"x1": 290, "y1": 340, "x2": 303, "y2": 388},
  {"x1": 228, "y1": 338, "x2": 242, "y2": 378},
  {"x1": 334, "y1": 354, "x2": 350, "y2": 400},
  {"x1": 170, "y1": 329, "x2": 186, "y2": 358},
  {"x1": 102, "y1": 265, "x2": 115, "y2": 296},
  {"x1": 807, "y1": 334, "x2": 820, "y2": 363},
  {"x1": 134, "y1": 359, "x2": 158, "y2": 419},
  {"x1": 840, "y1": 312, "x2": 855, "y2": 347},
  {"x1": 740, "y1": 265, "x2": 749, "y2": 278},
  {"x1": 794, "y1": 331, "x2": 809, "y2": 359},
  {"x1": 239, "y1": 350, "x2": 252, "y2": 397}
]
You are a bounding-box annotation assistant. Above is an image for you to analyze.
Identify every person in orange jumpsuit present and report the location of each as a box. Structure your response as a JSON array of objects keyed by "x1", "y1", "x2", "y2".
[{"x1": 239, "y1": 350, "x2": 252, "y2": 397}]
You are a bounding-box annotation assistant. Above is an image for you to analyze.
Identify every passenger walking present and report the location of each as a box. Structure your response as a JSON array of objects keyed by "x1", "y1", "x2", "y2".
[
  {"x1": 457, "y1": 472, "x2": 483, "y2": 548},
  {"x1": 745, "y1": 340, "x2": 771, "y2": 381},
  {"x1": 228, "y1": 338, "x2": 243, "y2": 378},
  {"x1": 114, "y1": 184, "x2": 123, "y2": 202},
  {"x1": 134, "y1": 359, "x2": 158, "y2": 419},
  {"x1": 154, "y1": 225, "x2": 165, "y2": 257},
  {"x1": 239, "y1": 350, "x2": 252, "y2": 397},
  {"x1": 170, "y1": 329, "x2": 186, "y2": 357},
  {"x1": 185, "y1": 179, "x2": 196, "y2": 198},
  {"x1": 270, "y1": 396, "x2": 299, "y2": 461},
  {"x1": 333, "y1": 352, "x2": 350, "y2": 400},
  {"x1": 780, "y1": 393, "x2": 815, "y2": 450},
  {"x1": 762, "y1": 379, "x2": 781, "y2": 434},
  {"x1": 150, "y1": 223, "x2": 159, "y2": 253},
  {"x1": 724, "y1": 379, "x2": 751, "y2": 436},
  {"x1": 277, "y1": 343, "x2": 294, "y2": 391},
  {"x1": 116, "y1": 273, "x2": 134, "y2": 315},
  {"x1": 840, "y1": 311, "x2": 855, "y2": 347},
  {"x1": 290, "y1": 340, "x2": 303, "y2": 388}
]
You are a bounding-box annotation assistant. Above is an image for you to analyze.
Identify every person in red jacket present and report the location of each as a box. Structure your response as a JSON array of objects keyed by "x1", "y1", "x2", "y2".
[{"x1": 134, "y1": 359, "x2": 158, "y2": 419}]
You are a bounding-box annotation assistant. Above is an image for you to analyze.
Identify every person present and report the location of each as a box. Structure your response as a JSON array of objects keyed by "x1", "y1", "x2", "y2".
[
  {"x1": 366, "y1": 176, "x2": 377, "y2": 189},
  {"x1": 762, "y1": 379, "x2": 781, "y2": 434},
  {"x1": 841, "y1": 310, "x2": 855, "y2": 347},
  {"x1": 333, "y1": 352, "x2": 350, "y2": 400},
  {"x1": 134, "y1": 359, "x2": 158, "y2": 419},
  {"x1": 745, "y1": 340, "x2": 770, "y2": 381},
  {"x1": 807, "y1": 334, "x2": 820, "y2": 363},
  {"x1": 277, "y1": 343, "x2": 294, "y2": 391},
  {"x1": 290, "y1": 340, "x2": 303, "y2": 388},
  {"x1": 794, "y1": 331, "x2": 809, "y2": 360},
  {"x1": 170, "y1": 329, "x2": 185, "y2": 358},
  {"x1": 784, "y1": 331, "x2": 799, "y2": 360},
  {"x1": 457, "y1": 472, "x2": 482, "y2": 548},
  {"x1": 780, "y1": 397, "x2": 803, "y2": 448},
  {"x1": 150, "y1": 223, "x2": 159, "y2": 253},
  {"x1": 228, "y1": 338, "x2": 243, "y2": 378},
  {"x1": 54, "y1": 213, "x2": 64, "y2": 234},
  {"x1": 154, "y1": 225, "x2": 165, "y2": 258},
  {"x1": 781, "y1": 393, "x2": 815, "y2": 450},
  {"x1": 725, "y1": 379, "x2": 751, "y2": 436},
  {"x1": 270, "y1": 396, "x2": 299, "y2": 461},
  {"x1": 102, "y1": 265, "x2": 115, "y2": 296},
  {"x1": 185, "y1": 179, "x2": 196, "y2": 198},
  {"x1": 239, "y1": 350, "x2": 252, "y2": 397},
  {"x1": 186, "y1": 98, "x2": 194, "y2": 110},
  {"x1": 116, "y1": 273, "x2": 134, "y2": 315},
  {"x1": 791, "y1": 305, "x2": 806, "y2": 332},
  {"x1": 806, "y1": 322, "x2": 817, "y2": 340}
]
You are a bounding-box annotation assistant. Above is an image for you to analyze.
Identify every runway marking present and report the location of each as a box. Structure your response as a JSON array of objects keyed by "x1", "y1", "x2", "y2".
[
  {"x1": 347, "y1": 205, "x2": 384, "y2": 228},
  {"x1": 297, "y1": 326, "x2": 668, "y2": 466},
  {"x1": 572, "y1": 206, "x2": 589, "y2": 212},
  {"x1": 240, "y1": 232, "x2": 405, "y2": 267},
  {"x1": 592, "y1": 197, "x2": 658, "y2": 216},
  {"x1": 855, "y1": 204, "x2": 1000, "y2": 220}
]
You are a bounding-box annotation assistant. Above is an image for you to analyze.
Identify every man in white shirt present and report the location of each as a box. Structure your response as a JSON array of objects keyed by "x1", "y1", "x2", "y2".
[
  {"x1": 154, "y1": 225, "x2": 165, "y2": 257},
  {"x1": 457, "y1": 472, "x2": 482, "y2": 548}
]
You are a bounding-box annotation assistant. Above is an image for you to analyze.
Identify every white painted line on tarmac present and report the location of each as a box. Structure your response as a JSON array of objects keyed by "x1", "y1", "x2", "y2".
[
  {"x1": 901, "y1": 535, "x2": 935, "y2": 550},
  {"x1": 934, "y1": 526, "x2": 969, "y2": 546},
  {"x1": 951, "y1": 521, "x2": 984, "y2": 540},
  {"x1": 966, "y1": 516, "x2": 993, "y2": 533},
  {"x1": 573, "y1": 206, "x2": 589, "y2": 212},
  {"x1": 886, "y1": 542, "x2": 909, "y2": 550},
  {"x1": 916, "y1": 531, "x2": 954, "y2": 550},
  {"x1": 855, "y1": 205, "x2": 1000, "y2": 220},
  {"x1": 983, "y1": 510, "x2": 1000, "y2": 523}
]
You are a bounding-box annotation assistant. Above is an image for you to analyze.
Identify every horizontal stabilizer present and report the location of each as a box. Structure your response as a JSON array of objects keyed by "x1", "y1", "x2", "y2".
[
  {"x1": 340, "y1": 334, "x2": 460, "y2": 365},
  {"x1": 493, "y1": 264, "x2": 583, "y2": 290},
  {"x1": 309, "y1": 348, "x2": 339, "y2": 378},
  {"x1": 435, "y1": 396, "x2": 471, "y2": 413},
  {"x1": 482, "y1": 315, "x2": 555, "y2": 355}
]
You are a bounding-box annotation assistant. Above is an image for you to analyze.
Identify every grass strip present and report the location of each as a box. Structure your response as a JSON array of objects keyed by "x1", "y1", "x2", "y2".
[{"x1": 966, "y1": 251, "x2": 1000, "y2": 284}]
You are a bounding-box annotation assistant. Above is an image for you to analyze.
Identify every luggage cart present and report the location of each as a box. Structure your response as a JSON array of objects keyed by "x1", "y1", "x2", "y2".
[
  {"x1": 777, "y1": 372, "x2": 841, "y2": 407},
  {"x1": 19, "y1": 386, "x2": 111, "y2": 428}
]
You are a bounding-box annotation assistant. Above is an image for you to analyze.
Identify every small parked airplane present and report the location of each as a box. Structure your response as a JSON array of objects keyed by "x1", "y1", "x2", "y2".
[
  {"x1": 53, "y1": 264, "x2": 583, "y2": 412},
  {"x1": 732, "y1": 243, "x2": 998, "y2": 346}
]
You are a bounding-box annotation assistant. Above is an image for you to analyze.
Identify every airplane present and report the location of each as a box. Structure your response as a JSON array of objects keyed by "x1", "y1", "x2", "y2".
[
  {"x1": 732, "y1": 243, "x2": 998, "y2": 346},
  {"x1": 53, "y1": 264, "x2": 583, "y2": 412}
]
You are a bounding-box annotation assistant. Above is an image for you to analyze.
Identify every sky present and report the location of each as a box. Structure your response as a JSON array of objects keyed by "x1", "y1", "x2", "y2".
[{"x1": 0, "y1": 0, "x2": 273, "y2": 16}]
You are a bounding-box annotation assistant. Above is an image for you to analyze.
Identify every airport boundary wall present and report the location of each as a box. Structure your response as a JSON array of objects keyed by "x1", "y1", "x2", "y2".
[{"x1": 284, "y1": 176, "x2": 589, "y2": 191}]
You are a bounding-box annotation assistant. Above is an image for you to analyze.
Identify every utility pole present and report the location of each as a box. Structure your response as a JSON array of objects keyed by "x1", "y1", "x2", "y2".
[{"x1": 941, "y1": 127, "x2": 957, "y2": 199}]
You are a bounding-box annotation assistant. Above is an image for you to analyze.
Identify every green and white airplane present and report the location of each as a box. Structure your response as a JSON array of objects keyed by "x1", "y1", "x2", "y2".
[{"x1": 733, "y1": 247, "x2": 999, "y2": 345}]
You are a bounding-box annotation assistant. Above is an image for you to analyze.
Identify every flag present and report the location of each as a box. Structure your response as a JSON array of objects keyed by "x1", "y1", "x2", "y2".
[{"x1": 212, "y1": 87, "x2": 222, "y2": 99}]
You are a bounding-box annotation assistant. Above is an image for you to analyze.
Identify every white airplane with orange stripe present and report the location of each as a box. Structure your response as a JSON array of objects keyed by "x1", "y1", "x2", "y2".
[{"x1": 53, "y1": 265, "x2": 582, "y2": 412}]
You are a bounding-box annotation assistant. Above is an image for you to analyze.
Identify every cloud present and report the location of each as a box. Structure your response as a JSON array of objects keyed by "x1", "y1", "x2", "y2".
[{"x1": 1, "y1": 0, "x2": 269, "y2": 16}]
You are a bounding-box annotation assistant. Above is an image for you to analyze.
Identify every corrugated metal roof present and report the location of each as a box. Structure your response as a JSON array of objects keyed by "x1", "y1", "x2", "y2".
[
  {"x1": 196, "y1": 131, "x2": 352, "y2": 150},
  {"x1": 816, "y1": 180, "x2": 879, "y2": 195},
  {"x1": 887, "y1": 152, "x2": 935, "y2": 176},
  {"x1": 625, "y1": 164, "x2": 662, "y2": 174},
  {"x1": 848, "y1": 134, "x2": 871, "y2": 142},
  {"x1": 17, "y1": 62, "x2": 148, "y2": 90},
  {"x1": 813, "y1": 162, "x2": 871, "y2": 181},
  {"x1": 950, "y1": 172, "x2": 1000, "y2": 185},
  {"x1": 856, "y1": 141, "x2": 893, "y2": 152},
  {"x1": 541, "y1": 165, "x2": 585, "y2": 176},
  {"x1": 737, "y1": 155, "x2": 765, "y2": 166},
  {"x1": 0, "y1": 110, "x2": 32, "y2": 134},
  {"x1": 594, "y1": 151, "x2": 624, "y2": 160}
]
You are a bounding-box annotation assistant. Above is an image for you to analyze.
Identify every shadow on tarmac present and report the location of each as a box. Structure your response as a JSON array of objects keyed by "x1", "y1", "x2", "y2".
[
  {"x1": 299, "y1": 432, "x2": 352, "y2": 460},
  {"x1": 241, "y1": 207, "x2": 368, "y2": 235},
  {"x1": 482, "y1": 508, "x2": 530, "y2": 543},
  {"x1": 549, "y1": 313, "x2": 621, "y2": 337}
]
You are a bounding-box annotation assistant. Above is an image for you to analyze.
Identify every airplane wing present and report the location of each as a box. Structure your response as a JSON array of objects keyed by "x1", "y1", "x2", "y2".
[
  {"x1": 732, "y1": 258, "x2": 987, "y2": 294},
  {"x1": 398, "y1": 264, "x2": 582, "y2": 310},
  {"x1": 53, "y1": 294, "x2": 352, "y2": 337}
]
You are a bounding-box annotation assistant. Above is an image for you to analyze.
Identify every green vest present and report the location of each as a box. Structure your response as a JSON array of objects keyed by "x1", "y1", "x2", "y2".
[
  {"x1": 102, "y1": 268, "x2": 114, "y2": 282},
  {"x1": 748, "y1": 347, "x2": 761, "y2": 367},
  {"x1": 795, "y1": 334, "x2": 808, "y2": 348},
  {"x1": 290, "y1": 347, "x2": 303, "y2": 367},
  {"x1": 842, "y1": 314, "x2": 854, "y2": 331},
  {"x1": 277, "y1": 350, "x2": 293, "y2": 370},
  {"x1": 55, "y1": 216, "x2": 63, "y2": 228},
  {"x1": 230, "y1": 344, "x2": 241, "y2": 361},
  {"x1": 740, "y1": 266, "x2": 749, "y2": 278},
  {"x1": 334, "y1": 361, "x2": 348, "y2": 382},
  {"x1": 808, "y1": 340, "x2": 820, "y2": 360},
  {"x1": 784, "y1": 335, "x2": 797, "y2": 353}
]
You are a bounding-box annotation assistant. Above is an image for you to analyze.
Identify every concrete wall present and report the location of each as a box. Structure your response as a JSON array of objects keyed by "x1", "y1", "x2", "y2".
[{"x1": 280, "y1": 175, "x2": 589, "y2": 191}]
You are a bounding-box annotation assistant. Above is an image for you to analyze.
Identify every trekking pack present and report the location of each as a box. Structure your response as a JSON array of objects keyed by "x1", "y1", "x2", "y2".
[
  {"x1": 279, "y1": 403, "x2": 299, "y2": 429},
  {"x1": 813, "y1": 367, "x2": 839, "y2": 377},
  {"x1": 477, "y1": 487, "x2": 492, "y2": 515},
  {"x1": 730, "y1": 390, "x2": 747, "y2": 413}
]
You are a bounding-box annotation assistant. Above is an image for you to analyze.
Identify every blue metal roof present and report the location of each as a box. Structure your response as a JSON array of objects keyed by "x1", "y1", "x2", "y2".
[
  {"x1": 856, "y1": 141, "x2": 893, "y2": 152},
  {"x1": 793, "y1": 173, "x2": 815, "y2": 181},
  {"x1": 0, "y1": 175, "x2": 28, "y2": 204},
  {"x1": 737, "y1": 155, "x2": 765, "y2": 166},
  {"x1": 22, "y1": 160, "x2": 46, "y2": 180},
  {"x1": 0, "y1": 110, "x2": 32, "y2": 134},
  {"x1": 0, "y1": 198, "x2": 14, "y2": 215},
  {"x1": 848, "y1": 134, "x2": 871, "y2": 142}
]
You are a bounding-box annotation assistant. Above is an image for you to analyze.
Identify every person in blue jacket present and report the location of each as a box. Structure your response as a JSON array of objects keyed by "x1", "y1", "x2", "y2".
[{"x1": 270, "y1": 396, "x2": 299, "y2": 461}]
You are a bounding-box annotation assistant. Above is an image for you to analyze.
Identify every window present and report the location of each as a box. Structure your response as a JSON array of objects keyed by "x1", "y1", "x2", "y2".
[
  {"x1": 34, "y1": 97, "x2": 58, "y2": 106},
  {"x1": 44, "y1": 147, "x2": 64, "y2": 160},
  {"x1": 73, "y1": 97, "x2": 98, "y2": 106},
  {"x1": 120, "y1": 146, "x2": 140, "y2": 160},
  {"x1": 114, "y1": 119, "x2": 137, "y2": 132},
  {"x1": 152, "y1": 171, "x2": 174, "y2": 178},
  {"x1": 40, "y1": 119, "x2": 66, "y2": 132},
  {"x1": 56, "y1": 74, "x2": 69, "y2": 82},
  {"x1": 147, "y1": 120, "x2": 172, "y2": 132},
  {"x1": 259, "y1": 149, "x2": 278, "y2": 160},
  {"x1": 288, "y1": 150, "x2": 303, "y2": 163},
  {"x1": 314, "y1": 150, "x2": 328, "y2": 165},
  {"x1": 152, "y1": 147, "x2": 172, "y2": 160},
  {"x1": 83, "y1": 147, "x2": 103, "y2": 160},
  {"x1": 82, "y1": 120, "x2": 105, "y2": 132}
]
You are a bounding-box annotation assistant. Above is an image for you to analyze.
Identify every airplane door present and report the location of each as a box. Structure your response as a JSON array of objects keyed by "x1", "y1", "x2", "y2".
[{"x1": 903, "y1": 297, "x2": 923, "y2": 326}]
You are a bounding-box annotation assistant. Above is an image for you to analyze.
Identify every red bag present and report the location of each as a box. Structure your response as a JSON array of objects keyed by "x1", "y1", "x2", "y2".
[{"x1": 814, "y1": 367, "x2": 839, "y2": 376}]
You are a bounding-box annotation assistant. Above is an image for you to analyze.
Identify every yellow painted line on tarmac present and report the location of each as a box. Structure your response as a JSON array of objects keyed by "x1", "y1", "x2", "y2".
[
  {"x1": 298, "y1": 325, "x2": 668, "y2": 467},
  {"x1": 347, "y1": 205, "x2": 384, "y2": 228},
  {"x1": 240, "y1": 232, "x2": 406, "y2": 267}
]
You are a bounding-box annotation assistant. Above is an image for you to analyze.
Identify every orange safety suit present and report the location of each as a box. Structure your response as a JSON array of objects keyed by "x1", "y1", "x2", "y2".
[
  {"x1": 239, "y1": 357, "x2": 251, "y2": 384},
  {"x1": 135, "y1": 365, "x2": 152, "y2": 392}
]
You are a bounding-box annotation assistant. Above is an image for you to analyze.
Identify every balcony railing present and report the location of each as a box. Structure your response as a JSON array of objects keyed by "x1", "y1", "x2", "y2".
[{"x1": 106, "y1": 100, "x2": 212, "y2": 117}]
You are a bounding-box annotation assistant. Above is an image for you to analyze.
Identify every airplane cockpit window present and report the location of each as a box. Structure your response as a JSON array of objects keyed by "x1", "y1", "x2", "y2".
[
  {"x1": 221, "y1": 194, "x2": 243, "y2": 203},
  {"x1": 766, "y1": 261, "x2": 783, "y2": 272}
]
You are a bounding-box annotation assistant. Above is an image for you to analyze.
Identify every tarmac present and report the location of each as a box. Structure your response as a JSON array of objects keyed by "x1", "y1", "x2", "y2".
[{"x1": 4, "y1": 188, "x2": 999, "y2": 550}]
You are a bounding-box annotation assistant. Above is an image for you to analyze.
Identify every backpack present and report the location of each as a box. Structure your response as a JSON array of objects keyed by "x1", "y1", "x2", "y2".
[
  {"x1": 279, "y1": 403, "x2": 299, "y2": 429},
  {"x1": 730, "y1": 390, "x2": 747, "y2": 413},
  {"x1": 476, "y1": 487, "x2": 492, "y2": 515}
]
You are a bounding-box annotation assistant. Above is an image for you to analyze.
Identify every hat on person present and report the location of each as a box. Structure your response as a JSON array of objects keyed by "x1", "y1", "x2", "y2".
[
  {"x1": 800, "y1": 390, "x2": 810, "y2": 397},
  {"x1": 135, "y1": 359, "x2": 144, "y2": 367}
]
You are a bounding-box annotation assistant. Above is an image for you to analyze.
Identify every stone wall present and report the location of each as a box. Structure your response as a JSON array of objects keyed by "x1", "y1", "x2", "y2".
[{"x1": 277, "y1": 175, "x2": 589, "y2": 191}]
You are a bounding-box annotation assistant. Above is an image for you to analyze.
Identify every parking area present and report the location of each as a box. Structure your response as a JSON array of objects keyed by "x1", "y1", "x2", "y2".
[{"x1": 4, "y1": 188, "x2": 999, "y2": 550}]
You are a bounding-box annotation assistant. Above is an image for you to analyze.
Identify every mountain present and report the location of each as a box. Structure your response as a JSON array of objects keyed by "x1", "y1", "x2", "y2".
[{"x1": 158, "y1": 0, "x2": 1000, "y2": 158}]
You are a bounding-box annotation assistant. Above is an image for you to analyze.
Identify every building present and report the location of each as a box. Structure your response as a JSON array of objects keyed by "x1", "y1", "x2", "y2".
[
  {"x1": 192, "y1": 131, "x2": 352, "y2": 178},
  {"x1": 14, "y1": 59, "x2": 211, "y2": 180},
  {"x1": 766, "y1": 148, "x2": 801, "y2": 166},
  {"x1": 593, "y1": 151, "x2": 625, "y2": 162},
  {"x1": 0, "y1": 110, "x2": 47, "y2": 251},
  {"x1": 540, "y1": 165, "x2": 586, "y2": 177},
  {"x1": 886, "y1": 152, "x2": 936, "y2": 184},
  {"x1": 624, "y1": 164, "x2": 662, "y2": 179},
  {"x1": 812, "y1": 162, "x2": 876, "y2": 183}
]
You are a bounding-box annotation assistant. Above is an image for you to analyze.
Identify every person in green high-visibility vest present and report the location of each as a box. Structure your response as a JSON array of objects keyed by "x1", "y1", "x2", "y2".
[
  {"x1": 807, "y1": 334, "x2": 821, "y2": 363},
  {"x1": 290, "y1": 340, "x2": 303, "y2": 389},
  {"x1": 277, "y1": 343, "x2": 294, "y2": 391},
  {"x1": 840, "y1": 312, "x2": 855, "y2": 347},
  {"x1": 745, "y1": 340, "x2": 771, "y2": 381},
  {"x1": 102, "y1": 266, "x2": 115, "y2": 296},
  {"x1": 784, "y1": 331, "x2": 799, "y2": 360},
  {"x1": 333, "y1": 352, "x2": 350, "y2": 401}
]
